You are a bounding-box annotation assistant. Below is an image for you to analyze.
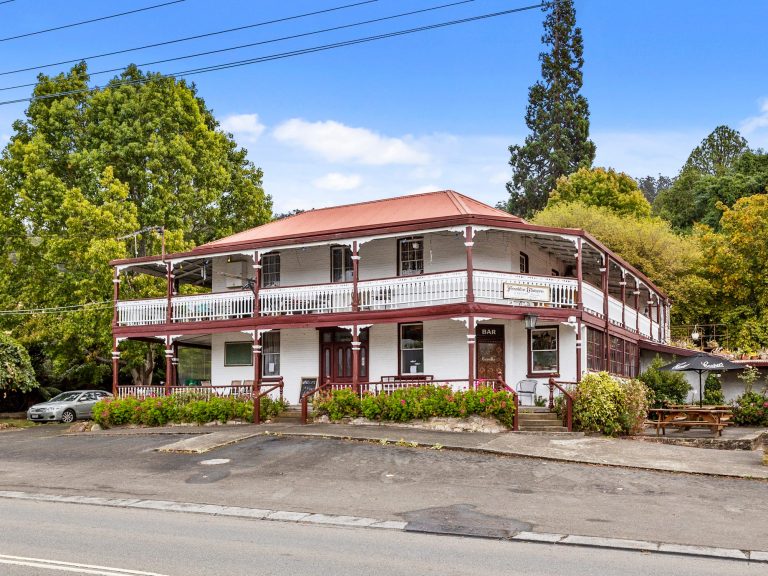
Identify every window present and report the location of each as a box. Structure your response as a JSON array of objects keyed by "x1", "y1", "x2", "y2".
[
  {"x1": 261, "y1": 253, "x2": 280, "y2": 287},
  {"x1": 519, "y1": 252, "x2": 530, "y2": 274},
  {"x1": 551, "y1": 269, "x2": 559, "y2": 276},
  {"x1": 608, "y1": 336, "x2": 638, "y2": 378},
  {"x1": 586, "y1": 328, "x2": 603, "y2": 372},
  {"x1": 225, "y1": 342, "x2": 252, "y2": 366},
  {"x1": 399, "y1": 323, "x2": 424, "y2": 374},
  {"x1": 399, "y1": 236, "x2": 424, "y2": 276},
  {"x1": 331, "y1": 246, "x2": 353, "y2": 282},
  {"x1": 262, "y1": 332, "x2": 280, "y2": 376},
  {"x1": 529, "y1": 327, "x2": 558, "y2": 374}
]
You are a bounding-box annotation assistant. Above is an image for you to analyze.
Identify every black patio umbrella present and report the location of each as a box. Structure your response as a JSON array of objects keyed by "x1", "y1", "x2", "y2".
[{"x1": 659, "y1": 353, "x2": 743, "y2": 407}]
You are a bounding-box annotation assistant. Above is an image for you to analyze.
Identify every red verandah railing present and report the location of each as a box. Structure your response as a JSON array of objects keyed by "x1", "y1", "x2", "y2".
[
  {"x1": 547, "y1": 377, "x2": 575, "y2": 432},
  {"x1": 300, "y1": 375, "x2": 519, "y2": 431}
]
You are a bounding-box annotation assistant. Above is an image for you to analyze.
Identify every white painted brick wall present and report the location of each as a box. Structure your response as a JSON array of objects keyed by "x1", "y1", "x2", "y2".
[
  {"x1": 368, "y1": 323, "x2": 398, "y2": 380},
  {"x1": 211, "y1": 332, "x2": 254, "y2": 387},
  {"x1": 424, "y1": 319, "x2": 469, "y2": 380},
  {"x1": 359, "y1": 239, "x2": 395, "y2": 280},
  {"x1": 279, "y1": 328, "x2": 320, "y2": 403}
]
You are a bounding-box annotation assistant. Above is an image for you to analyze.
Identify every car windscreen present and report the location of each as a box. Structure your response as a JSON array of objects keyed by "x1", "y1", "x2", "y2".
[{"x1": 48, "y1": 392, "x2": 82, "y2": 402}]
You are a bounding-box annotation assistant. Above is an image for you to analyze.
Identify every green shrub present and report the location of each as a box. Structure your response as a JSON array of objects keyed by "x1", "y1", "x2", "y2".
[
  {"x1": 638, "y1": 356, "x2": 690, "y2": 407},
  {"x1": 91, "y1": 393, "x2": 288, "y2": 428},
  {"x1": 703, "y1": 373, "x2": 726, "y2": 405},
  {"x1": 572, "y1": 372, "x2": 652, "y2": 436},
  {"x1": 732, "y1": 391, "x2": 768, "y2": 426},
  {"x1": 316, "y1": 385, "x2": 516, "y2": 428}
]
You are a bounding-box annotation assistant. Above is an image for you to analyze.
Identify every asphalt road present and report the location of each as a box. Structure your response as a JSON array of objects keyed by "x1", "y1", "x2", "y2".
[
  {"x1": 0, "y1": 498, "x2": 762, "y2": 576},
  {"x1": 0, "y1": 426, "x2": 767, "y2": 551}
]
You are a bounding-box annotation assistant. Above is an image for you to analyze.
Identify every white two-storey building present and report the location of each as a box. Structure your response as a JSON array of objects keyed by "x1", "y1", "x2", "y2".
[{"x1": 110, "y1": 190, "x2": 677, "y2": 404}]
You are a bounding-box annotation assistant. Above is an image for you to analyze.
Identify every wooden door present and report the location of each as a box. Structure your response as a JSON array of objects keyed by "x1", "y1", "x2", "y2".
[
  {"x1": 320, "y1": 328, "x2": 368, "y2": 383},
  {"x1": 476, "y1": 324, "x2": 505, "y2": 381}
]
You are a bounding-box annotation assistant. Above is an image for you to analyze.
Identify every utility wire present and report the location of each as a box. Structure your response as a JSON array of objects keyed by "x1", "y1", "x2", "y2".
[
  {"x1": 0, "y1": 0, "x2": 477, "y2": 92},
  {"x1": 0, "y1": 301, "x2": 113, "y2": 316},
  {"x1": 0, "y1": 4, "x2": 543, "y2": 107},
  {"x1": 0, "y1": 0, "x2": 17, "y2": 6},
  {"x1": 0, "y1": 0, "x2": 186, "y2": 43},
  {"x1": 0, "y1": 0, "x2": 378, "y2": 77}
]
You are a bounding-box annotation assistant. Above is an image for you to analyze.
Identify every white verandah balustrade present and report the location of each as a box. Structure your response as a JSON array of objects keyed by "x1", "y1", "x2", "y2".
[{"x1": 473, "y1": 271, "x2": 578, "y2": 308}]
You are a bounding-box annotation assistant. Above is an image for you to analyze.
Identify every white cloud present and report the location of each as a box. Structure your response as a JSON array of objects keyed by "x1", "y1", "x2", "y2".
[
  {"x1": 313, "y1": 172, "x2": 362, "y2": 191},
  {"x1": 741, "y1": 99, "x2": 768, "y2": 134},
  {"x1": 273, "y1": 118, "x2": 429, "y2": 165},
  {"x1": 220, "y1": 113, "x2": 266, "y2": 143},
  {"x1": 592, "y1": 130, "x2": 703, "y2": 176}
]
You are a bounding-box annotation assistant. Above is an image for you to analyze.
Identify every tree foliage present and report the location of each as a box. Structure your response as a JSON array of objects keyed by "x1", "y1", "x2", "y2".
[
  {"x1": 636, "y1": 174, "x2": 673, "y2": 203},
  {"x1": 653, "y1": 128, "x2": 764, "y2": 231},
  {"x1": 695, "y1": 194, "x2": 768, "y2": 352},
  {"x1": 683, "y1": 125, "x2": 749, "y2": 176},
  {"x1": 0, "y1": 63, "x2": 272, "y2": 388},
  {"x1": 547, "y1": 167, "x2": 651, "y2": 218},
  {"x1": 0, "y1": 333, "x2": 38, "y2": 393},
  {"x1": 505, "y1": 0, "x2": 595, "y2": 218}
]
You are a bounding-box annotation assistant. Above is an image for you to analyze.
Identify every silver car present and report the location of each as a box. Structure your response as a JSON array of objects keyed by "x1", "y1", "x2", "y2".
[{"x1": 27, "y1": 390, "x2": 113, "y2": 423}]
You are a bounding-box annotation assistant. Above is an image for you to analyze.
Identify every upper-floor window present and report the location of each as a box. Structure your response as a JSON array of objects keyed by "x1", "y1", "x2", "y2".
[
  {"x1": 261, "y1": 253, "x2": 280, "y2": 287},
  {"x1": 399, "y1": 236, "x2": 424, "y2": 276},
  {"x1": 519, "y1": 252, "x2": 530, "y2": 274},
  {"x1": 331, "y1": 246, "x2": 353, "y2": 283}
]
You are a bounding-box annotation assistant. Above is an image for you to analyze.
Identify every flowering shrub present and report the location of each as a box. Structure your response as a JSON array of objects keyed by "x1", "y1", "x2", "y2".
[
  {"x1": 638, "y1": 356, "x2": 689, "y2": 408},
  {"x1": 572, "y1": 372, "x2": 651, "y2": 436},
  {"x1": 313, "y1": 385, "x2": 517, "y2": 428},
  {"x1": 92, "y1": 394, "x2": 288, "y2": 428},
  {"x1": 732, "y1": 391, "x2": 768, "y2": 426}
]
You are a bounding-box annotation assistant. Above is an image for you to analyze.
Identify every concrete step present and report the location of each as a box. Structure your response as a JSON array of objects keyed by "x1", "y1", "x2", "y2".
[
  {"x1": 518, "y1": 419, "x2": 564, "y2": 427},
  {"x1": 518, "y1": 425, "x2": 569, "y2": 432},
  {"x1": 518, "y1": 413, "x2": 560, "y2": 422}
]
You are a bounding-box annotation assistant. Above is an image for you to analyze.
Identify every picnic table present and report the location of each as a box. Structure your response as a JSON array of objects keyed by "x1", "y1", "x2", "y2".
[{"x1": 646, "y1": 407, "x2": 733, "y2": 437}]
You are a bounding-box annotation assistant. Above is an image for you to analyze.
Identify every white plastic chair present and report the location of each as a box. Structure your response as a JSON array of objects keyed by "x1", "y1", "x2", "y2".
[{"x1": 515, "y1": 379, "x2": 538, "y2": 406}]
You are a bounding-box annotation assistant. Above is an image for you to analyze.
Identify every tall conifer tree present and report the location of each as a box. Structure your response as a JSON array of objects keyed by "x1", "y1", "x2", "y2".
[{"x1": 505, "y1": 0, "x2": 595, "y2": 218}]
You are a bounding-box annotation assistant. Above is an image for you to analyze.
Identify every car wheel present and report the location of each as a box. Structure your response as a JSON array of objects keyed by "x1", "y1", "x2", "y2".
[{"x1": 61, "y1": 409, "x2": 76, "y2": 424}]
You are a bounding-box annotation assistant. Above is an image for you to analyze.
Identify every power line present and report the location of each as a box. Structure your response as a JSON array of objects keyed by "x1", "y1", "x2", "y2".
[
  {"x1": 0, "y1": 4, "x2": 543, "y2": 107},
  {"x1": 0, "y1": 301, "x2": 113, "y2": 316},
  {"x1": 0, "y1": 0, "x2": 378, "y2": 77},
  {"x1": 0, "y1": 0, "x2": 186, "y2": 43},
  {"x1": 0, "y1": 0, "x2": 478, "y2": 92},
  {"x1": 0, "y1": 0, "x2": 17, "y2": 6}
]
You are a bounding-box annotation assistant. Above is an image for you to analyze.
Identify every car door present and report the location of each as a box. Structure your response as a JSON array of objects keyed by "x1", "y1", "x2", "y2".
[{"x1": 76, "y1": 392, "x2": 98, "y2": 418}]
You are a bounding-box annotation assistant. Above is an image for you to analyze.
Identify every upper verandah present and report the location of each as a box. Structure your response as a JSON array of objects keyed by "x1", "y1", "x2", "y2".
[{"x1": 108, "y1": 189, "x2": 665, "y2": 298}]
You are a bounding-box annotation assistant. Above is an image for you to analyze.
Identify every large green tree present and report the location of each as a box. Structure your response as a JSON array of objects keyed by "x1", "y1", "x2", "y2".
[
  {"x1": 682, "y1": 125, "x2": 749, "y2": 176},
  {"x1": 0, "y1": 63, "x2": 272, "y2": 387},
  {"x1": 505, "y1": 0, "x2": 595, "y2": 218},
  {"x1": 547, "y1": 167, "x2": 652, "y2": 218}
]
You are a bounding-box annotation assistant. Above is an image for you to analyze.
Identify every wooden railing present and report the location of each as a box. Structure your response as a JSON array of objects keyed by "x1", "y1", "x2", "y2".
[
  {"x1": 547, "y1": 377, "x2": 575, "y2": 432},
  {"x1": 474, "y1": 271, "x2": 578, "y2": 308},
  {"x1": 358, "y1": 271, "x2": 467, "y2": 310},
  {"x1": 260, "y1": 283, "x2": 353, "y2": 315},
  {"x1": 173, "y1": 291, "x2": 253, "y2": 322}
]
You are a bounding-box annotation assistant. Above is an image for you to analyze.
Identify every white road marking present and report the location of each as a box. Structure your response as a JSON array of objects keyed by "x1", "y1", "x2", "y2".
[{"x1": 0, "y1": 554, "x2": 170, "y2": 576}]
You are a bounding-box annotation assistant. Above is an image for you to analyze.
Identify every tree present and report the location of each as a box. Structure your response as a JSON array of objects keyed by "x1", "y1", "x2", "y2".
[
  {"x1": 547, "y1": 167, "x2": 651, "y2": 218},
  {"x1": 636, "y1": 174, "x2": 673, "y2": 203},
  {"x1": 505, "y1": 0, "x2": 595, "y2": 218},
  {"x1": 683, "y1": 125, "x2": 749, "y2": 176},
  {"x1": 654, "y1": 150, "x2": 768, "y2": 230},
  {"x1": 696, "y1": 194, "x2": 768, "y2": 352},
  {"x1": 0, "y1": 63, "x2": 272, "y2": 387},
  {"x1": 0, "y1": 333, "x2": 38, "y2": 394}
]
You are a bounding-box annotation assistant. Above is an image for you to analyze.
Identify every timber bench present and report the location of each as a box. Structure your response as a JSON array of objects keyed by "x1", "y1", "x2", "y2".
[{"x1": 647, "y1": 407, "x2": 732, "y2": 437}]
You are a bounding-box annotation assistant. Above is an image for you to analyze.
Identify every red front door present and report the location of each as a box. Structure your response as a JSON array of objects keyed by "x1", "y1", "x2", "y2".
[{"x1": 320, "y1": 328, "x2": 368, "y2": 383}]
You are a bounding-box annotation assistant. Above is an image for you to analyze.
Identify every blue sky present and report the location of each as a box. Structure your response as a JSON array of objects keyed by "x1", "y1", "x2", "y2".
[{"x1": 1, "y1": 0, "x2": 767, "y2": 213}]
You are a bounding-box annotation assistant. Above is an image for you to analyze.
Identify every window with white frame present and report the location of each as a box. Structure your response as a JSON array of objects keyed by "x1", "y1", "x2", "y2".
[
  {"x1": 262, "y1": 332, "x2": 280, "y2": 376},
  {"x1": 331, "y1": 246, "x2": 353, "y2": 282},
  {"x1": 529, "y1": 327, "x2": 558, "y2": 374},
  {"x1": 261, "y1": 253, "x2": 280, "y2": 287},
  {"x1": 399, "y1": 323, "x2": 424, "y2": 374},
  {"x1": 519, "y1": 252, "x2": 530, "y2": 274},
  {"x1": 399, "y1": 236, "x2": 424, "y2": 276}
]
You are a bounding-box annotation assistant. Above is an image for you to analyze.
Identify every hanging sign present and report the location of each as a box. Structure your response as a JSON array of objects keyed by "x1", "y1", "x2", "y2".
[{"x1": 503, "y1": 283, "x2": 550, "y2": 302}]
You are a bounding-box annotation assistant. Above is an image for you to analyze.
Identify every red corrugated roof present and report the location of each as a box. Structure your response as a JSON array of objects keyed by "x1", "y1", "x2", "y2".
[{"x1": 203, "y1": 190, "x2": 522, "y2": 249}]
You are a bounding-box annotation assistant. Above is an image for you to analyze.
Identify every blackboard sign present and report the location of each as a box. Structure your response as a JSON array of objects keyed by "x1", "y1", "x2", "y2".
[{"x1": 299, "y1": 377, "x2": 318, "y2": 399}]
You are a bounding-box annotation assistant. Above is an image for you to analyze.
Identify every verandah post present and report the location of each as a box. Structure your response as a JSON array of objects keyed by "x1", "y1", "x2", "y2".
[
  {"x1": 467, "y1": 316, "x2": 475, "y2": 388},
  {"x1": 164, "y1": 338, "x2": 173, "y2": 396},
  {"x1": 252, "y1": 333, "x2": 262, "y2": 424},
  {"x1": 351, "y1": 325, "x2": 360, "y2": 395},
  {"x1": 602, "y1": 253, "x2": 610, "y2": 370},
  {"x1": 575, "y1": 238, "x2": 583, "y2": 383},
  {"x1": 111, "y1": 341, "x2": 120, "y2": 397},
  {"x1": 464, "y1": 226, "x2": 474, "y2": 303},
  {"x1": 352, "y1": 241, "x2": 360, "y2": 312}
]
